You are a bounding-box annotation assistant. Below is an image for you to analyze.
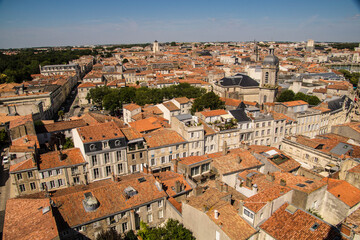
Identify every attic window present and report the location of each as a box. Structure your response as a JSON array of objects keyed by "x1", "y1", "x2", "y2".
[
  {"x1": 310, "y1": 223, "x2": 320, "y2": 231},
  {"x1": 305, "y1": 180, "x2": 314, "y2": 184},
  {"x1": 114, "y1": 133, "x2": 118, "y2": 136},
  {"x1": 138, "y1": 177, "x2": 146, "y2": 183},
  {"x1": 315, "y1": 144, "x2": 324, "y2": 150},
  {"x1": 123, "y1": 186, "x2": 138, "y2": 199},
  {"x1": 90, "y1": 144, "x2": 96, "y2": 150},
  {"x1": 296, "y1": 183, "x2": 306, "y2": 188}
]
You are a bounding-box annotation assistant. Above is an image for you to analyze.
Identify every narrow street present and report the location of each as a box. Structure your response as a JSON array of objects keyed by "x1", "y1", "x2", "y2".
[{"x1": 0, "y1": 148, "x2": 11, "y2": 240}]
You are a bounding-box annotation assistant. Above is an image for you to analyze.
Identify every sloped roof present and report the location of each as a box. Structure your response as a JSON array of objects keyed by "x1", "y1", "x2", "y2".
[{"x1": 3, "y1": 198, "x2": 59, "y2": 240}]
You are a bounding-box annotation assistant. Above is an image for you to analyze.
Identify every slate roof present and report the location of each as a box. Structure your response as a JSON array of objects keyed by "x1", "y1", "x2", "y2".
[
  {"x1": 229, "y1": 109, "x2": 251, "y2": 122},
  {"x1": 218, "y1": 74, "x2": 259, "y2": 87}
]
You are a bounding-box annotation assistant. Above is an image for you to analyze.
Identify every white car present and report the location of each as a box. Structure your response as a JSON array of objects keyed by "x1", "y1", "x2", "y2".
[{"x1": 3, "y1": 156, "x2": 9, "y2": 164}]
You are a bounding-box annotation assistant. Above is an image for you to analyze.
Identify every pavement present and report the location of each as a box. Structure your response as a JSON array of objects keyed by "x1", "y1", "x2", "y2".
[{"x1": 0, "y1": 148, "x2": 11, "y2": 239}]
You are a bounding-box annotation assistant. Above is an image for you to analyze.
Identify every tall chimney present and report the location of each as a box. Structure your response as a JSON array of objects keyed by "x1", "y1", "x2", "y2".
[
  {"x1": 175, "y1": 180, "x2": 181, "y2": 193},
  {"x1": 214, "y1": 210, "x2": 220, "y2": 219},
  {"x1": 236, "y1": 155, "x2": 242, "y2": 164},
  {"x1": 222, "y1": 141, "x2": 228, "y2": 156},
  {"x1": 173, "y1": 159, "x2": 179, "y2": 173}
]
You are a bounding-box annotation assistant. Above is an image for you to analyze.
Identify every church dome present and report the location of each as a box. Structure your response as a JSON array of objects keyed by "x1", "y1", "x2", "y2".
[{"x1": 263, "y1": 45, "x2": 279, "y2": 66}]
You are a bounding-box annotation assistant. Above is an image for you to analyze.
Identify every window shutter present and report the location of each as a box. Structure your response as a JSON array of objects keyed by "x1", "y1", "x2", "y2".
[
  {"x1": 44, "y1": 171, "x2": 49, "y2": 178},
  {"x1": 106, "y1": 218, "x2": 110, "y2": 225},
  {"x1": 54, "y1": 180, "x2": 59, "y2": 188},
  {"x1": 53, "y1": 170, "x2": 57, "y2": 176},
  {"x1": 46, "y1": 182, "x2": 51, "y2": 189}
]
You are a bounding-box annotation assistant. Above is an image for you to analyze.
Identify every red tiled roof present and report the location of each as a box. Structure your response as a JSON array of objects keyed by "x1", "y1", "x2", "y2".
[
  {"x1": 179, "y1": 155, "x2": 210, "y2": 166},
  {"x1": 281, "y1": 100, "x2": 308, "y2": 107},
  {"x1": 129, "y1": 117, "x2": 163, "y2": 133},
  {"x1": 244, "y1": 185, "x2": 292, "y2": 212},
  {"x1": 260, "y1": 203, "x2": 344, "y2": 240},
  {"x1": 9, "y1": 158, "x2": 36, "y2": 173},
  {"x1": 77, "y1": 122, "x2": 124, "y2": 143},
  {"x1": 143, "y1": 129, "x2": 186, "y2": 148},
  {"x1": 120, "y1": 127, "x2": 143, "y2": 140},
  {"x1": 153, "y1": 171, "x2": 192, "y2": 197},
  {"x1": 38, "y1": 148, "x2": 86, "y2": 170},
  {"x1": 200, "y1": 109, "x2": 227, "y2": 117},
  {"x1": 123, "y1": 103, "x2": 141, "y2": 111},
  {"x1": 52, "y1": 173, "x2": 167, "y2": 227},
  {"x1": 162, "y1": 101, "x2": 180, "y2": 112},
  {"x1": 3, "y1": 198, "x2": 59, "y2": 240},
  {"x1": 322, "y1": 178, "x2": 360, "y2": 207}
]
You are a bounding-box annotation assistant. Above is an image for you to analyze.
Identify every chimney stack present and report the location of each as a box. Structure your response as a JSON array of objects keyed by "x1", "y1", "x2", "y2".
[
  {"x1": 173, "y1": 158, "x2": 179, "y2": 173},
  {"x1": 222, "y1": 141, "x2": 228, "y2": 156},
  {"x1": 236, "y1": 155, "x2": 242, "y2": 164},
  {"x1": 175, "y1": 180, "x2": 181, "y2": 193},
  {"x1": 214, "y1": 210, "x2": 220, "y2": 219}
]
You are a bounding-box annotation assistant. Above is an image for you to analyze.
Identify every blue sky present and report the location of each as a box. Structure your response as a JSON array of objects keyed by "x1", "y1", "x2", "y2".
[{"x1": 0, "y1": 0, "x2": 359, "y2": 49}]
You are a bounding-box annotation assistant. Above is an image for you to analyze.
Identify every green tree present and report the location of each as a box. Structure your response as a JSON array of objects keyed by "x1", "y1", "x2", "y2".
[
  {"x1": 96, "y1": 228, "x2": 123, "y2": 240},
  {"x1": 170, "y1": 42, "x2": 177, "y2": 46},
  {"x1": 277, "y1": 90, "x2": 295, "y2": 102},
  {"x1": 294, "y1": 92, "x2": 308, "y2": 101},
  {"x1": 122, "y1": 58, "x2": 129, "y2": 64},
  {"x1": 87, "y1": 86, "x2": 112, "y2": 106},
  {"x1": 339, "y1": 69, "x2": 360, "y2": 86},
  {"x1": 191, "y1": 91, "x2": 224, "y2": 113},
  {"x1": 307, "y1": 95, "x2": 321, "y2": 105},
  {"x1": 62, "y1": 137, "x2": 74, "y2": 149},
  {"x1": 58, "y1": 110, "x2": 64, "y2": 120},
  {"x1": 138, "y1": 219, "x2": 195, "y2": 240}
]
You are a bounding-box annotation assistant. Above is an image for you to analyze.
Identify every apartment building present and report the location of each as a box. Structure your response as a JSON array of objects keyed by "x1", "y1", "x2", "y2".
[
  {"x1": 72, "y1": 122, "x2": 128, "y2": 181},
  {"x1": 9, "y1": 148, "x2": 87, "y2": 197},
  {"x1": 171, "y1": 115, "x2": 205, "y2": 156},
  {"x1": 143, "y1": 129, "x2": 187, "y2": 173}
]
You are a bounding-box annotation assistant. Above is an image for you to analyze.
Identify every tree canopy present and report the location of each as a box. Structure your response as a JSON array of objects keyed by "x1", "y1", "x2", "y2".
[
  {"x1": 87, "y1": 83, "x2": 206, "y2": 114},
  {"x1": 276, "y1": 90, "x2": 295, "y2": 102},
  {"x1": 338, "y1": 69, "x2": 360, "y2": 86},
  {"x1": 277, "y1": 89, "x2": 321, "y2": 105},
  {"x1": 138, "y1": 219, "x2": 195, "y2": 240},
  {"x1": 0, "y1": 48, "x2": 95, "y2": 83},
  {"x1": 191, "y1": 91, "x2": 225, "y2": 113}
]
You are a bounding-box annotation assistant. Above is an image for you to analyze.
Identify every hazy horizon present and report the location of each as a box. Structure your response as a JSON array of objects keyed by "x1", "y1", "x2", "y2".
[{"x1": 1, "y1": 0, "x2": 359, "y2": 49}]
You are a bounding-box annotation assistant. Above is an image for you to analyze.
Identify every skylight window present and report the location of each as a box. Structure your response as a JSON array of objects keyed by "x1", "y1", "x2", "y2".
[
  {"x1": 310, "y1": 223, "x2": 320, "y2": 231},
  {"x1": 296, "y1": 183, "x2": 306, "y2": 187},
  {"x1": 305, "y1": 180, "x2": 314, "y2": 184}
]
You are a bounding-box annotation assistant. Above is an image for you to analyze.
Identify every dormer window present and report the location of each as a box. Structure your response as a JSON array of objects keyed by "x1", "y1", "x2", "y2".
[
  {"x1": 103, "y1": 141, "x2": 109, "y2": 148},
  {"x1": 115, "y1": 140, "x2": 121, "y2": 146},
  {"x1": 90, "y1": 144, "x2": 96, "y2": 150}
]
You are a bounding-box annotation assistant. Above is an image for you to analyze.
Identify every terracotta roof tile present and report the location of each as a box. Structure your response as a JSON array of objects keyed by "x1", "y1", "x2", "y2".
[
  {"x1": 51, "y1": 173, "x2": 167, "y2": 227},
  {"x1": 38, "y1": 148, "x2": 86, "y2": 170},
  {"x1": 77, "y1": 122, "x2": 124, "y2": 143},
  {"x1": 281, "y1": 100, "x2": 308, "y2": 107},
  {"x1": 153, "y1": 171, "x2": 192, "y2": 197},
  {"x1": 43, "y1": 119, "x2": 87, "y2": 132},
  {"x1": 3, "y1": 198, "x2": 59, "y2": 240},
  {"x1": 143, "y1": 129, "x2": 186, "y2": 148},
  {"x1": 260, "y1": 203, "x2": 344, "y2": 240},
  {"x1": 179, "y1": 155, "x2": 210, "y2": 166},
  {"x1": 322, "y1": 178, "x2": 360, "y2": 207},
  {"x1": 162, "y1": 101, "x2": 180, "y2": 112},
  {"x1": 120, "y1": 127, "x2": 143, "y2": 140},
  {"x1": 186, "y1": 187, "x2": 256, "y2": 240},
  {"x1": 244, "y1": 185, "x2": 292, "y2": 212},
  {"x1": 10, "y1": 158, "x2": 36, "y2": 173},
  {"x1": 123, "y1": 103, "x2": 141, "y2": 111},
  {"x1": 200, "y1": 109, "x2": 227, "y2": 117},
  {"x1": 129, "y1": 117, "x2": 163, "y2": 133}
]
